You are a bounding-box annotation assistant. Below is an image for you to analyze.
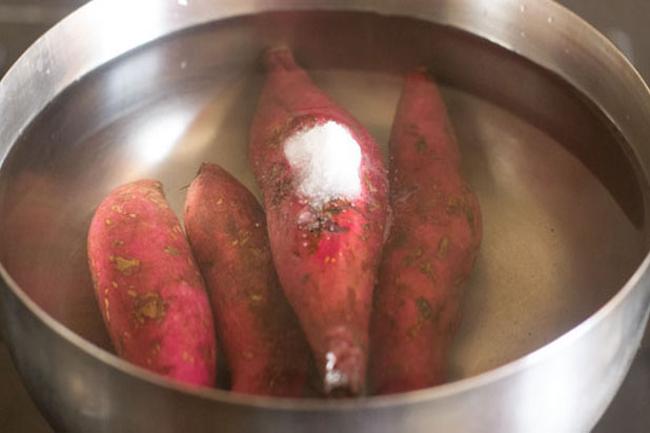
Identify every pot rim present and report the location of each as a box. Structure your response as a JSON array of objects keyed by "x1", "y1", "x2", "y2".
[{"x1": 1, "y1": 0, "x2": 649, "y2": 411}]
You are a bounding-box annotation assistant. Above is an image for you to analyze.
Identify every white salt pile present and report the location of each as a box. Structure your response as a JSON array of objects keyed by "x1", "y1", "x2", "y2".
[{"x1": 284, "y1": 121, "x2": 362, "y2": 208}]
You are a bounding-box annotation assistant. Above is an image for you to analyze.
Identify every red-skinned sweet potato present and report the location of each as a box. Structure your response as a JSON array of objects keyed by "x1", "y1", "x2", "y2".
[
  {"x1": 249, "y1": 47, "x2": 389, "y2": 396},
  {"x1": 87, "y1": 179, "x2": 216, "y2": 386},
  {"x1": 184, "y1": 163, "x2": 311, "y2": 396},
  {"x1": 369, "y1": 71, "x2": 482, "y2": 394}
]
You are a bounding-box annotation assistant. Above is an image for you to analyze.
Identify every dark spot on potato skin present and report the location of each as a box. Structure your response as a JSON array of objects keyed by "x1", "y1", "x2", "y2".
[
  {"x1": 133, "y1": 292, "x2": 167, "y2": 324},
  {"x1": 415, "y1": 297, "x2": 435, "y2": 321},
  {"x1": 414, "y1": 137, "x2": 428, "y2": 153},
  {"x1": 110, "y1": 256, "x2": 140, "y2": 276},
  {"x1": 164, "y1": 246, "x2": 180, "y2": 256},
  {"x1": 437, "y1": 237, "x2": 450, "y2": 259}
]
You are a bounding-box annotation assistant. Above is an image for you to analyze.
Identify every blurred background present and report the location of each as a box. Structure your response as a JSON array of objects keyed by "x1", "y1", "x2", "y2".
[{"x1": 0, "y1": 0, "x2": 649, "y2": 431}]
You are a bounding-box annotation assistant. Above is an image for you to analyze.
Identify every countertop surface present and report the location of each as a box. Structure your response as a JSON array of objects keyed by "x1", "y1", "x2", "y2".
[{"x1": 1, "y1": 1, "x2": 649, "y2": 432}]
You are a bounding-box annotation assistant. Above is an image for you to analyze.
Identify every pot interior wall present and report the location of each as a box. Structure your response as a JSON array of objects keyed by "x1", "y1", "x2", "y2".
[{"x1": 0, "y1": 11, "x2": 646, "y2": 382}]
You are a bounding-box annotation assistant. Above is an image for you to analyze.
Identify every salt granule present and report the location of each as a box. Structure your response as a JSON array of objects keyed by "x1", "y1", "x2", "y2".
[{"x1": 284, "y1": 121, "x2": 362, "y2": 207}]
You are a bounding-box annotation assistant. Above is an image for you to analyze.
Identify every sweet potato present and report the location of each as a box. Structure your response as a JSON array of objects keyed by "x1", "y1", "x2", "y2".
[
  {"x1": 249, "y1": 47, "x2": 389, "y2": 396},
  {"x1": 87, "y1": 179, "x2": 217, "y2": 386},
  {"x1": 184, "y1": 163, "x2": 311, "y2": 396},
  {"x1": 369, "y1": 71, "x2": 482, "y2": 394}
]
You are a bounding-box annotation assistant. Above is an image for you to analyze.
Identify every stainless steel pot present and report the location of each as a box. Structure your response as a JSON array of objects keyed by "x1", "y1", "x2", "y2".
[{"x1": 1, "y1": 0, "x2": 650, "y2": 432}]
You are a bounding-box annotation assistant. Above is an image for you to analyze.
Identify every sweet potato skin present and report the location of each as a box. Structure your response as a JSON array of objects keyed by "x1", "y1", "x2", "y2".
[
  {"x1": 249, "y1": 48, "x2": 389, "y2": 396},
  {"x1": 184, "y1": 163, "x2": 311, "y2": 396},
  {"x1": 87, "y1": 179, "x2": 216, "y2": 386},
  {"x1": 369, "y1": 72, "x2": 482, "y2": 394}
]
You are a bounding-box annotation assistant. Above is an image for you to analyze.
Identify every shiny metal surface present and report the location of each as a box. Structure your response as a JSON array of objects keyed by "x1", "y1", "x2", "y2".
[{"x1": 0, "y1": 0, "x2": 650, "y2": 432}]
